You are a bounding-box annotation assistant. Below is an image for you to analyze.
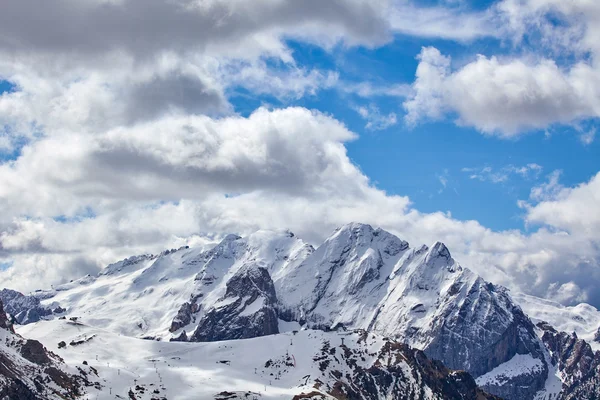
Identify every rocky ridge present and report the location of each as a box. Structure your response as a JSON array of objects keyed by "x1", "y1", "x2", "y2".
[{"x1": 0, "y1": 300, "x2": 96, "y2": 399}]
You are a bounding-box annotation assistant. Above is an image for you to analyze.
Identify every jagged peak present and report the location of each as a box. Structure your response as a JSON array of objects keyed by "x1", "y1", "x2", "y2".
[
  {"x1": 422, "y1": 241, "x2": 461, "y2": 272},
  {"x1": 332, "y1": 222, "x2": 375, "y2": 237},
  {"x1": 430, "y1": 241, "x2": 451, "y2": 259},
  {"x1": 329, "y1": 223, "x2": 408, "y2": 249}
]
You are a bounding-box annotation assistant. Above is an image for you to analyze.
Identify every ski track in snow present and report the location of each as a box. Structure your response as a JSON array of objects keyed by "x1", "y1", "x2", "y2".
[{"x1": 16, "y1": 319, "x2": 384, "y2": 400}]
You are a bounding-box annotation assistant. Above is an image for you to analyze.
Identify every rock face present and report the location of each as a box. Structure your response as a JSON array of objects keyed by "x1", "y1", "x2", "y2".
[
  {"x1": 0, "y1": 300, "x2": 11, "y2": 331},
  {"x1": 538, "y1": 323, "x2": 600, "y2": 399},
  {"x1": 169, "y1": 300, "x2": 198, "y2": 333},
  {"x1": 191, "y1": 266, "x2": 279, "y2": 341},
  {"x1": 0, "y1": 289, "x2": 54, "y2": 324},
  {"x1": 0, "y1": 300, "x2": 91, "y2": 399},
  {"x1": 298, "y1": 331, "x2": 501, "y2": 400}
]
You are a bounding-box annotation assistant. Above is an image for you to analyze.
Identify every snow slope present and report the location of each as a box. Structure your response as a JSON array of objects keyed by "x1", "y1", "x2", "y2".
[
  {"x1": 33, "y1": 231, "x2": 313, "y2": 341},
  {"x1": 17, "y1": 319, "x2": 496, "y2": 400},
  {"x1": 477, "y1": 353, "x2": 545, "y2": 386}
]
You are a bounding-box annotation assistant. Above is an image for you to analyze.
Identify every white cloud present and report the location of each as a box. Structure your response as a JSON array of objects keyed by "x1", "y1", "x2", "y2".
[
  {"x1": 0, "y1": 107, "x2": 363, "y2": 218},
  {"x1": 547, "y1": 281, "x2": 588, "y2": 304},
  {"x1": 463, "y1": 163, "x2": 543, "y2": 183},
  {"x1": 355, "y1": 104, "x2": 398, "y2": 130},
  {"x1": 404, "y1": 47, "x2": 600, "y2": 136},
  {"x1": 525, "y1": 170, "x2": 600, "y2": 236},
  {"x1": 528, "y1": 170, "x2": 564, "y2": 202},
  {"x1": 389, "y1": 3, "x2": 496, "y2": 41},
  {"x1": 579, "y1": 128, "x2": 596, "y2": 145},
  {"x1": 401, "y1": 0, "x2": 600, "y2": 136}
]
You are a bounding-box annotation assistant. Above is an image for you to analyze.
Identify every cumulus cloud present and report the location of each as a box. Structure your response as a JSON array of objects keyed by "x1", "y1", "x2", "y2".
[
  {"x1": 525, "y1": 171, "x2": 600, "y2": 236},
  {"x1": 401, "y1": 0, "x2": 600, "y2": 136},
  {"x1": 0, "y1": 0, "x2": 392, "y2": 61},
  {"x1": 404, "y1": 47, "x2": 600, "y2": 136},
  {"x1": 0, "y1": 107, "x2": 363, "y2": 217}
]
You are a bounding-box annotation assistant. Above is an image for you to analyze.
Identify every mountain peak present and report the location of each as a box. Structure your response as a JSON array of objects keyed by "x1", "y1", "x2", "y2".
[
  {"x1": 430, "y1": 241, "x2": 451, "y2": 260},
  {"x1": 334, "y1": 222, "x2": 374, "y2": 236},
  {"x1": 423, "y1": 241, "x2": 457, "y2": 271}
]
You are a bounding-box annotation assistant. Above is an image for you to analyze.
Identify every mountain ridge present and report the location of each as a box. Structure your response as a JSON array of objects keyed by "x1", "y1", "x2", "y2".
[{"x1": 2, "y1": 222, "x2": 600, "y2": 399}]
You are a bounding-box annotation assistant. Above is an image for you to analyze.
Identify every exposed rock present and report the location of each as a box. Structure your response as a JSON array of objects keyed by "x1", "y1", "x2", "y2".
[
  {"x1": 191, "y1": 266, "x2": 279, "y2": 342},
  {"x1": 20, "y1": 339, "x2": 52, "y2": 365},
  {"x1": 169, "y1": 295, "x2": 202, "y2": 333},
  {"x1": 170, "y1": 330, "x2": 188, "y2": 342},
  {"x1": 0, "y1": 300, "x2": 12, "y2": 332},
  {"x1": 0, "y1": 300, "x2": 92, "y2": 398},
  {"x1": 0, "y1": 288, "x2": 54, "y2": 324},
  {"x1": 305, "y1": 334, "x2": 501, "y2": 400},
  {"x1": 53, "y1": 306, "x2": 66, "y2": 314},
  {"x1": 538, "y1": 324, "x2": 600, "y2": 399}
]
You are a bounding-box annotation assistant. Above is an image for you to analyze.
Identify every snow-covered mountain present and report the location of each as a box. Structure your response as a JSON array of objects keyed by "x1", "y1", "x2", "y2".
[
  {"x1": 0, "y1": 300, "x2": 95, "y2": 399},
  {"x1": 16, "y1": 318, "x2": 500, "y2": 400},
  {"x1": 3, "y1": 222, "x2": 600, "y2": 399}
]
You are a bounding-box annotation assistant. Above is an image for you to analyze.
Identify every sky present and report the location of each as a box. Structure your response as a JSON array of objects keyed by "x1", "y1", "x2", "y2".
[{"x1": 0, "y1": 0, "x2": 599, "y2": 308}]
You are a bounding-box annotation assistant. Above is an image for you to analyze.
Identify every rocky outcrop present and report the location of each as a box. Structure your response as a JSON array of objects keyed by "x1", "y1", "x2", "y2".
[
  {"x1": 594, "y1": 326, "x2": 600, "y2": 343},
  {"x1": 0, "y1": 300, "x2": 92, "y2": 398},
  {"x1": 190, "y1": 266, "x2": 279, "y2": 342},
  {"x1": 0, "y1": 288, "x2": 55, "y2": 324},
  {"x1": 538, "y1": 323, "x2": 600, "y2": 399},
  {"x1": 301, "y1": 332, "x2": 501, "y2": 400},
  {"x1": 0, "y1": 300, "x2": 12, "y2": 332},
  {"x1": 169, "y1": 296, "x2": 201, "y2": 333},
  {"x1": 424, "y1": 282, "x2": 545, "y2": 375},
  {"x1": 424, "y1": 282, "x2": 547, "y2": 400}
]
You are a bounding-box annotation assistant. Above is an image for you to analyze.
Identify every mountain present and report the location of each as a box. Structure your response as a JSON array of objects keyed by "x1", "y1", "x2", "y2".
[
  {"x1": 537, "y1": 322, "x2": 600, "y2": 399},
  {"x1": 3, "y1": 223, "x2": 600, "y2": 399},
  {"x1": 0, "y1": 288, "x2": 65, "y2": 325},
  {"x1": 0, "y1": 300, "x2": 95, "y2": 399},
  {"x1": 17, "y1": 318, "x2": 499, "y2": 400}
]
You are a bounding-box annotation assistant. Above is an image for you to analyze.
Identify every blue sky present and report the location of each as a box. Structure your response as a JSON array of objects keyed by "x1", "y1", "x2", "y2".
[{"x1": 228, "y1": 37, "x2": 599, "y2": 232}]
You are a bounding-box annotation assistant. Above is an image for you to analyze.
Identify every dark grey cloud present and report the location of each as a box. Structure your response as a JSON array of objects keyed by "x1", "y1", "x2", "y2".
[
  {"x1": 0, "y1": 0, "x2": 391, "y2": 60},
  {"x1": 125, "y1": 74, "x2": 229, "y2": 122}
]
